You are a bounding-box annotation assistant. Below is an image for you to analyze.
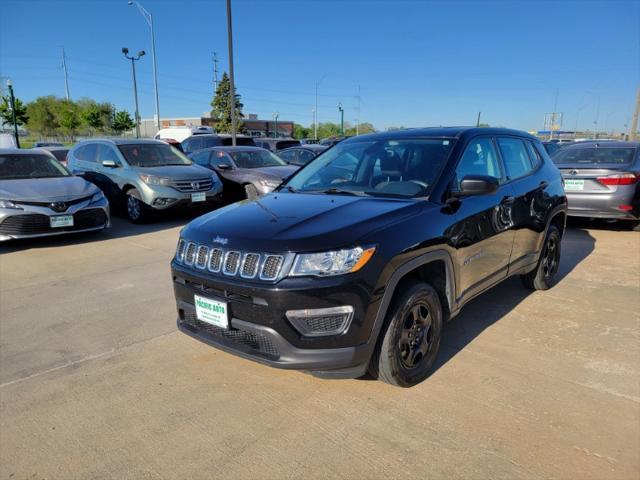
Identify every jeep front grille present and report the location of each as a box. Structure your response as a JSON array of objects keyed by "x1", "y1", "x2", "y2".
[{"x1": 175, "y1": 241, "x2": 289, "y2": 282}]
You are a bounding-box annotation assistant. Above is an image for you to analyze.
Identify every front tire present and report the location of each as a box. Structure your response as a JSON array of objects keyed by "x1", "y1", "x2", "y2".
[
  {"x1": 521, "y1": 224, "x2": 561, "y2": 290},
  {"x1": 369, "y1": 280, "x2": 443, "y2": 388},
  {"x1": 125, "y1": 189, "x2": 148, "y2": 223}
]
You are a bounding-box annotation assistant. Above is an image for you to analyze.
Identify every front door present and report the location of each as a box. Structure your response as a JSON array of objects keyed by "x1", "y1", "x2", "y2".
[{"x1": 448, "y1": 136, "x2": 516, "y2": 303}]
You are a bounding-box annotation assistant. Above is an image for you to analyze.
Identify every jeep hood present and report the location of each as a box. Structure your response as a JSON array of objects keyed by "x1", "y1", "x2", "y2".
[{"x1": 183, "y1": 192, "x2": 424, "y2": 252}]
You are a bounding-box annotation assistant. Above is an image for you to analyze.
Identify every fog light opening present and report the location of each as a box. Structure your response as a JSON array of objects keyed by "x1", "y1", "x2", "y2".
[
  {"x1": 153, "y1": 197, "x2": 178, "y2": 206},
  {"x1": 286, "y1": 306, "x2": 354, "y2": 337}
]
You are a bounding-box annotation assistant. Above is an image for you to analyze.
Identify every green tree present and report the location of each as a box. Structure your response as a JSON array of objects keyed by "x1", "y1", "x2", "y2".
[
  {"x1": 78, "y1": 98, "x2": 114, "y2": 133},
  {"x1": 82, "y1": 104, "x2": 105, "y2": 131},
  {"x1": 293, "y1": 123, "x2": 311, "y2": 139},
  {"x1": 345, "y1": 122, "x2": 375, "y2": 136},
  {"x1": 112, "y1": 110, "x2": 135, "y2": 134},
  {"x1": 210, "y1": 72, "x2": 245, "y2": 133},
  {"x1": 26, "y1": 96, "x2": 59, "y2": 137},
  {"x1": 55, "y1": 100, "x2": 81, "y2": 138},
  {"x1": 0, "y1": 96, "x2": 29, "y2": 127},
  {"x1": 316, "y1": 122, "x2": 342, "y2": 139}
]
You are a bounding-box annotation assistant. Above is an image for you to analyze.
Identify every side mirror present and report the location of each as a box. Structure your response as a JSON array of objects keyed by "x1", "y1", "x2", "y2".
[
  {"x1": 457, "y1": 175, "x2": 499, "y2": 196},
  {"x1": 102, "y1": 160, "x2": 119, "y2": 168}
]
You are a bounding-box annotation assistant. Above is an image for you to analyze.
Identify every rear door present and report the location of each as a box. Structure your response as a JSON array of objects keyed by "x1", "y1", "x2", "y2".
[{"x1": 495, "y1": 136, "x2": 547, "y2": 269}]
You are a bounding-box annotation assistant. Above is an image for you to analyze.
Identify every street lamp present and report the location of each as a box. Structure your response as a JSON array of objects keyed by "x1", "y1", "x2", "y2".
[
  {"x1": 314, "y1": 74, "x2": 326, "y2": 140},
  {"x1": 273, "y1": 112, "x2": 279, "y2": 138},
  {"x1": 128, "y1": 0, "x2": 160, "y2": 132},
  {"x1": 6, "y1": 79, "x2": 19, "y2": 148},
  {"x1": 122, "y1": 47, "x2": 145, "y2": 138},
  {"x1": 338, "y1": 102, "x2": 344, "y2": 136}
]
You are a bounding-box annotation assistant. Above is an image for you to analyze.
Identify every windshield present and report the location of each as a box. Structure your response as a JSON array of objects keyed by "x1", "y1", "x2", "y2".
[
  {"x1": 118, "y1": 143, "x2": 192, "y2": 167},
  {"x1": 228, "y1": 149, "x2": 287, "y2": 168},
  {"x1": 552, "y1": 147, "x2": 636, "y2": 165},
  {"x1": 0, "y1": 153, "x2": 70, "y2": 180},
  {"x1": 284, "y1": 137, "x2": 455, "y2": 197}
]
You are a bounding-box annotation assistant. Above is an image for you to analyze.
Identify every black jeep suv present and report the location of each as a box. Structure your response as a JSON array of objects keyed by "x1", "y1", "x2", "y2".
[{"x1": 171, "y1": 127, "x2": 567, "y2": 387}]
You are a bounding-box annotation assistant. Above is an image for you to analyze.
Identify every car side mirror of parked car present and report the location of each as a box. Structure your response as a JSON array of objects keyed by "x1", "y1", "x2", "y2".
[
  {"x1": 101, "y1": 160, "x2": 119, "y2": 168},
  {"x1": 457, "y1": 175, "x2": 499, "y2": 196}
]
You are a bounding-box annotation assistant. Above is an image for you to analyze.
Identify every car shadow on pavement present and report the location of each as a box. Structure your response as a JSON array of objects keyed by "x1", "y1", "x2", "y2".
[
  {"x1": 431, "y1": 225, "x2": 596, "y2": 375},
  {"x1": 0, "y1": 208, "x2": 209, "y2": 253}
]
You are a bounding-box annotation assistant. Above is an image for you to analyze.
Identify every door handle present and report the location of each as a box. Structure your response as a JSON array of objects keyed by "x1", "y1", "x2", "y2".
[
  {"x1": 501, "y1": 196, "x2": 515, "y2": 205},
  {"x1": 538, "y1": 181, "x2": 549, "y2": 189}
]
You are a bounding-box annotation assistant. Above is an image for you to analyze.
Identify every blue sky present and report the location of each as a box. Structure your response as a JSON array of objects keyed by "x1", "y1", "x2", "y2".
[{"x1": 1, "y1": 0, "x2": 638, "y2": 133}]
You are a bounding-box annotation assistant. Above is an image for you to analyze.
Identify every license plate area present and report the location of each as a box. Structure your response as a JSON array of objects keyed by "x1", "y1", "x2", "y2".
[
  {"x1": 564, "y1": 179, "x2": 584, "y2": 191},
  {"x1": 194, "y1": 294, "x2": 229, "y2": 329},
  {"x1": 50, "y1": 215, "x2": 74, "y2": 228},
  {"x1": 191, "y1": 192, "x2": 206, "y2": 202}
]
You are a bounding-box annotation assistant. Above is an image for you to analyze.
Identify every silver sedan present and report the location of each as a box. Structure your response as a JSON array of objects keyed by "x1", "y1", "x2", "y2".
[
  {"x1": 0, "y1": 149, "x2": 110, "y2": 241},
  {"x1": 551, "y1": 141, "x2": 639, "y2": 230}
]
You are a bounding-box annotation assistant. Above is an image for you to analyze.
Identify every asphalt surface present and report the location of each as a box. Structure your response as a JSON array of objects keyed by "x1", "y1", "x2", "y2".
[{"x1": 1, "y1": 216, "x2": 639, "y2": 479}]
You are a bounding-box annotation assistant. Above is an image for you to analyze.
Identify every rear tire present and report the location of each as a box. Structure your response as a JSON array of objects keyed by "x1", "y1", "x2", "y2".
[
  {"x1": 521, "y1": 224, "x2": 561, "y2": 290},
  {"x1": 125, "y1": 189, "x2": 148, "y2": 224},
  {"x1": 368, "y1": 280, "x2": 443, "y2": 388},
  {"x1": 244, "y1": 184, "x2": 259, "y2": 200}
]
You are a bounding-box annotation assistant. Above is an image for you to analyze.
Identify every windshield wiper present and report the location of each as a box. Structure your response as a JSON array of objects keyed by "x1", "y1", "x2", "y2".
[{"x1": 313, "y1": 188, "x2": 369, "y2": 196}]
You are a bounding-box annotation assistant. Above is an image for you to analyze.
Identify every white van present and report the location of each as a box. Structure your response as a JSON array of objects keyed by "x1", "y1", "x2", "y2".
[
  {"x1": 154, "y1": 126, "x2": 214, "y2": 143},
  {"x1": 0, "y1": 133, "x2": 18, "y2": 149}
]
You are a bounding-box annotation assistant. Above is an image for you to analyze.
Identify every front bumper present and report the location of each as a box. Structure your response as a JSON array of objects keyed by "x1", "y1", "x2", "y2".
[
  {"x1": 172, "y1": 262, "x2": 380, "y2": 378},
  {"x1": 0, "y1": 198, "x2": 110, "y2": 241},
  {"x1": 138, "y1": 182, "x2": 223, "y2": 210}
]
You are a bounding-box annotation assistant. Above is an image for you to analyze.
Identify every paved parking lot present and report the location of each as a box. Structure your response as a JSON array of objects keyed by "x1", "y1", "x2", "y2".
[{"x1": 1, "y1": 216, "x2": 639, "y2": 479}]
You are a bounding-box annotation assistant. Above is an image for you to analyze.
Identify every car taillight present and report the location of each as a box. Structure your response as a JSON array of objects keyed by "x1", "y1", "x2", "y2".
[{"x1": 596, "y1": 173, "x2": 639, "y2": 186}]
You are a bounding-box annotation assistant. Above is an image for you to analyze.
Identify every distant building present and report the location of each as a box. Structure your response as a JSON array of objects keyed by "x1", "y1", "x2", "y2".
[{"x1": 139, "y1": 114, "x2": 295, "y2": 138}]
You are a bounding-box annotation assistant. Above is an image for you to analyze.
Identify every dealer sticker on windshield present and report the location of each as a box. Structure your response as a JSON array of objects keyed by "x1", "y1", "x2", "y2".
[
  {"x1": 564, "y1": 179, "x2": 584, "y2": 191},
  {"x1": 191, "y1": 192, "x2": 206, "y2": 202},
  {"x1": 194, "y1": 294, "x2": 229, "y2": 329},
  {"x1": 50, "y1": 215, "x2": 74, "y2": 228}
]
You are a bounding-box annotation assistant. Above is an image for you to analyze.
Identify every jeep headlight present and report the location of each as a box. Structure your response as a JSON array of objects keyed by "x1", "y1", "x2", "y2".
[
  {"x1": 139, "y1": 174, "x2": 171, "y2": 186},
  {"x1": 290, "y1": 246, "x2": 376, "y2": 277}
]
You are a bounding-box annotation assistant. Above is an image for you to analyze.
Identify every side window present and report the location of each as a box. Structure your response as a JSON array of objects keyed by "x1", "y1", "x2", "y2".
[
  {"x1": 191, "y1": 151, "x2": 211, "y2": 166},
  {"x1": 525, "y1": 141, "x2": 543, "y2": 168},
  {"x1": 455, "y1": 137, "x2": 502, "y2": 187},
  {"x1": 77, "y1": 143, "x2": 98, "y2": 163},
  {"x1": 298, "y1": 150, "x2": 315, "y2": 165},
  {"x1": 278, "y1": 149, "x2": 297, "y2": 163},
  {"x1": 210, "y1": 150, "x2": 233, "y2": 167},
  {"x1": 97, "y1": 145, "x2": 120, "y2": 164},
  {"x1": 497, "y1": 137, "x2": 534, "y2": 180}
]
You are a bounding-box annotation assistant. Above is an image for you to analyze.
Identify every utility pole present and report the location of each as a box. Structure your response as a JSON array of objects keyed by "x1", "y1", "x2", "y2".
[
  {"x1": 356, "y1": 84, "x2": 361, "y2": 136},
  {"x1": 212, "y1": 51, "x2": 219, "y2": 92},
  {"x1": 226, "y1": 0, "x2": 237, "y2": 146},
  {"x1": 338, "y1": 102, "x2": 344, "y2": 136},
  {"x1": 314, "y1": 74, "x2": 326, "y2": 140},
  {"x1": 550, "y1": 89, "x2": 559, "y2": 141},
  {"x1": 6, "y1": 80, "x2": 20, "y2": 148},
  {"x1": 593, "y1": 95, "x2": 600, "y2": 139},
  {"x1": 630, "y1": 85, "x2": 640, "y2": 141},
  {"x1": 122, "y1": 48, "x2": 145, "y2": 138},
  {"x1": 273, "y1": 112, "x2": 279, "y2": 138},
  {"x1": 61, "y1": 47, "x2": 70, "y2": 100},
  {"x1": 476, "y1": 111, "x2": 481, "y2": 127}
]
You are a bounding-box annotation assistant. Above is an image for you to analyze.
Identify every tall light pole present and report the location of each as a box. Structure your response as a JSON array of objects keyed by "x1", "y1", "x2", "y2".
[
  {"x1": 226, "y1": 0, "x2": 237, "y2": 146},
  {"x1": 6, "y1": 79, "x2": 20, "y2": 148},
  {"x1": 122, "y1": 48, "x2": 145, "y2": 138},
  {"x1": 311, "y1": 109, "x2": 316, "y2": 137},
  {"x1": 273, "y1": 112, "x2": 279, "y2": 138},
  {"x1": 128, "y1": 1, "x2": 160, "y2": 132},
  {"x1": 338, "y1": 102, "x2": 344, "y2": 136},
  {"x1": 314, "y1": 74, "x2": 326, "y2": 140}
]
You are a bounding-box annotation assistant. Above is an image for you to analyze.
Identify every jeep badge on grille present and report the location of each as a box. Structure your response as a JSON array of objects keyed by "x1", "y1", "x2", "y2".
[{"x1": 212, "y1": 236, "x2": 228, "y2": 245}]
